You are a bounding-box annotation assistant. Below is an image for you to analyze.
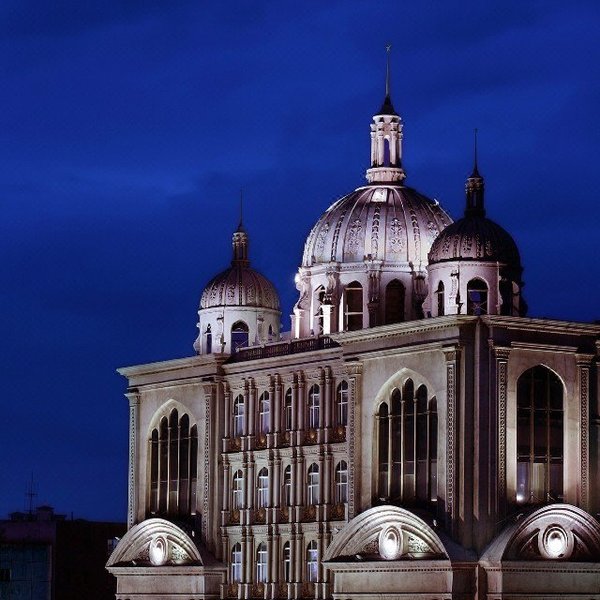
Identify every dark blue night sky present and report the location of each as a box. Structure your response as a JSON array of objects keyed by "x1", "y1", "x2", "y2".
[{"x1": 1, "y1": 1, "x2": 598, "y2": 521}]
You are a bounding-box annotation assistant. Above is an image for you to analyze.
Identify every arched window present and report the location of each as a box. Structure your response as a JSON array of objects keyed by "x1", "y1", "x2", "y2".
[
  {"x1": 232, "y1": 470, "x2": 243, "y2": 510},
  {"x1": 336, "y1": 381, "x2": 348, "y2": 426},
  {"x1": 283, "y1": 388, "x2": 293, "y2": 431},
  {"x1": 306, "y1": 540, "x2": 318, "y2": 583},
  {"x1": 283, "y1": 465, "x2": 292, "y2": 506},
  {"x1": 344, "y1": 281, "x2": 363, "y2": 331},
  {"x1": 308, "y1": 384, "x2": 320, "y2": 429},
  {"x1": 233, "y1": 395, "x2": 245, "y2": 437},
  {"x1": 517, "y1": 366, "x2": 563, "y2": 504},
  {"x1": 231, "y1": 320, "x2": 249, "y2": 351},
  {"x1": 436, "y1": 281, "x2": 445, "y2": 316},
  {"x1": 205, "y1": 324, "x2": 212, "y2": 354},
  {"x1": 335, "y1": 460, "x2": 348, "y2": 504},
  {"x1": 385, "y1": 279, "x2": 405, "y2": 324},
  {"x1": 282, "y1": 541, "x2": 291, "y2": 582},
  {"x1": 149, "y1": 409, "x2": 198, "y2": 519},
  {"x1": 231, "y1": 543, "x2": 242, "y2": 583},
  {"x1": 268, "y1": 324, "x2": 274, "y2": 341},
  {"x1": 256, "y1": 543, "x2": 267, "y2": 583},
  {"x1": 467, "y1": 279, "x2": 488, "y2": 315},
  {"x1": 376, "y1": 382, "x2": 437, "y2": 506},
  {"x1": 258, "y1": 391, "x2": 270, "y2": 434},
  {"x1": 307, "y1": 463, "x2": 320, "y2": 505},
  {"x1": 257, "y1": 467, "x2": 269, "y2": 508}
]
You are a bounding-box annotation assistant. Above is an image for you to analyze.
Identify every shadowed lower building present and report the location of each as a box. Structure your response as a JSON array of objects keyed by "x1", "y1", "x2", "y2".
[{"x1": 106, "y1": 72, "x2": 600, "y2": 599}]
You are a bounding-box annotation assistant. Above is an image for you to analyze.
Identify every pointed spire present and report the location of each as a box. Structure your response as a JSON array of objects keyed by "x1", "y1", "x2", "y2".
[
  {"x1": 232, "y1": 192, "x2": 249, "y2": 264},
  {"x1": 377, "y1": 43, "x2": 398, "y2": 116},
  {"x1": 465, "y1": 129, "x2": 485, "y2": 217}
]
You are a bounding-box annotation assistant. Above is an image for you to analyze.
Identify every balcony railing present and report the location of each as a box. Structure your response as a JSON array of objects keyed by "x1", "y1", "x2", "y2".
[{"x1": 228, "y1": 336, "x2": 338, "y2": 363}]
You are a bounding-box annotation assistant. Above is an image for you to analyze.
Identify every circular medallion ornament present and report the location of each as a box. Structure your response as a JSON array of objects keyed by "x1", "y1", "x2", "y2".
[
  {"x1": 378, "y1": 525, "x2": 403, "y2": 560},
  {"x1": 149, "y1": 535, "x2": 168, "y2": 566},
  {"x1": 539, "y1": 525, "x2": 572, "y2": 559}
]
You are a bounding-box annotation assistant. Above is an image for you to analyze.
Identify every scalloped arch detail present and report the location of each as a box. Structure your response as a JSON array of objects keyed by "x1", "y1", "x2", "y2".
[
  {"x1": 323, "y1": 505, "x2": 448, "y2": 561},
  {"x1": 106, "y1": 518, "x2": 202, "y2": 567}
]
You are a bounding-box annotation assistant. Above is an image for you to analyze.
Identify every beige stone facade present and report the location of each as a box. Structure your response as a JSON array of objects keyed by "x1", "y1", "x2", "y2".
[{"x1": 107, "y1": 83, "x2": 600, "y2": 599}]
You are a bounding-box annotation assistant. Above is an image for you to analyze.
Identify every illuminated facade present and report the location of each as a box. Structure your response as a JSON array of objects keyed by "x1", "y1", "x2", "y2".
[{"x1": 107, "y1": 82, "x2": 600, "y2": 599}]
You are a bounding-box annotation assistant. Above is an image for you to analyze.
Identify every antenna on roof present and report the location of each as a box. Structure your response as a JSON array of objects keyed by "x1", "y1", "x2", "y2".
[
  {"x1": 238, "y1": 188, "x2": 244, "y2": 230},
  {"x1": 25, "y1": 473, "x2": 37, "y2": 514},
  {"x1": 473, "y1": 128, "x2": 479, "y2": 176}
]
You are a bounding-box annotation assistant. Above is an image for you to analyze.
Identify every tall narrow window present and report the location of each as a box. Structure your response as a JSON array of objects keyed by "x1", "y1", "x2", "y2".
[
  {"x1": 257, "y1": 468, "x2": 269, "y2": 508},
  {"x1": 436, "y1": 281, "x2": 445, "y2": 316},
  {"x1": 376, "y1": 382, "x2": 437, "y2": 507},
  {"x1": 283, "y1": 465, "x2": 292, "y2": 506},
  {"x1": 307, "y1": 463, "x2": 320, "y2": 505},
  {"x1": 336, "y1": 381, "x2": 348, "y2": 426},
  {"x1": 344, "y1": 281, "x2": 363, "y2": 331},
  {"x1": 283, "y1": 541, "x2": 291, "y2": 582},
  {"x1": 516, "y1": 366, "x2": 563, "y2": 504},
  {"x1": 467, "y1": 279, "x2": 488, "y2": 315},
  {"x1": 232, "y1": 470, "x2": 243, "y2": 509},
  {"x1": 308, "y1": 384, "x2": 320, "y2": 429},
  {"x1": 283, "y1": 388, "x2": 293, "y2": 431},
  {"x1": 306, "y1": 541, "x2": 318, "y2": 583},
  {"x1": 231, "y1": 543, "x2": 242, "y2": 583},
  {"x1": 385, "y1": 279, "x2": 405, "y2": 324},
  {"x1": 314, "y1": 287, "x2": 325, "y2": 334},
  {"x1": 231, "y1": 320, "x2": 249, "y2": 351},
  {"x1": 258, "y1": 391, "x2": 270, "y2": 434},
  {"x1": 335, "y1": 461, "x2": 348, "y2": 503},
  {"x1": 233, "y1": 395, "x2": 245, "y2": 437},
  {"x1": 205, "y1": 324, "x2": 212, "y2": 353},
  {"x1": 149, "y1": 409, "x2": 197, "y2": 519},
  {"x1": 256, "y1": 543, "x2": 267, "y2": 583}
]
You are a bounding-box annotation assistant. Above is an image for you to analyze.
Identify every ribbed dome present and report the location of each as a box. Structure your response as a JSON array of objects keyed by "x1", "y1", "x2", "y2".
[
  {"x1": 427, "y1": 216, "x2": 521, "y2": 266},
  {"x1": 200, "y1": 228, "x2": 280, "y2": 311},
  {"x1": 200, "y1": 267, "x2": 280, "y2": 310},
  {"x1": 302, "y1": 185, "x2": 452, "y2": 268}
]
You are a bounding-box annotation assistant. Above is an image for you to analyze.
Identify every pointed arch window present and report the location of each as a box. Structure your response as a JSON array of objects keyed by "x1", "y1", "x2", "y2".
[
  {"x1": 306, "y1": 540, "x2": 318, "y2": 583},
  {"x1": 344, "y1": 281, "x2": 363, "y2": 331},
  {"x1": 232, "y1": 470, "x2": 244, "y2": 510},
  {"x1": 436, "y1": 281, "x2": 445, "y2": 316},
  {"x1": 467, "y1": 279, "x2": 488, "y2": 315},
  {"x1": 258, "y1": 391, "x2": 270, "y2": 434},
  {"x1": 231, "y1": 543, "x2": 242, "y2": 583},
  {"x1": 385, "y1": 279, "x2": 405, "y2": 324},
  {"x1": 233, "y1": 394, "x2": 245, "y2": 437},
  {"x1": 231, "y1": 320, "x2": 249, "y2": 351},
  {"x1": 335, "y1": 460, "x2": 348, "y2": 504},
  {"x1": 307, "y1": 463, "x2": 320, "y2": 505},
  {"x1": 336, "y1": 381, "x2": 348, "y2": 426},
  {"x1": 256, "y1": 543, "x2": 267, "y2": 583},
  {"x1": 283, "y1": 388, "x2": 293, "y2": 431},
  {"x1": 257, "y1": 467, "x2": 269, "y2": 508},
  {"x1": 516, "y1": 366, "x2": 563, "y2": 504},
  {"x1": 308, "y1": 384, "x2": 320, "y2": 429},
  {"x1": 376, "y1": 381, "x2": 437, "y2": 506},
  {"x1": 149, "y1": 409, "x2": 198, "y2": 519}
]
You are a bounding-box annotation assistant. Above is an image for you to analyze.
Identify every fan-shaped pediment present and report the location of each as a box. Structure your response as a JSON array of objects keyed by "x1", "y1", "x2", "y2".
[
  {"x1": 106, "y1": 518, "x2": 202, "y2": 567},
  {"x1": 323, "y1": 506, "x2": 448, "y2": 562},
  {"x1": 482, "y1": 504, "x2": 600, "y2": 563}
]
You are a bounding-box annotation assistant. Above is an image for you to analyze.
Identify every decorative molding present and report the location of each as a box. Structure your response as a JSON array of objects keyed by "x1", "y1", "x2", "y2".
[
  {"x1": 576, "y1": 355, "x2": 592, "y2": 511},
  {"x1": 125, "y1": 391, "x2": 140, "y2": 529},
  {"x1": 202, "y1": 385, "x2": 213, "y2": 543}
]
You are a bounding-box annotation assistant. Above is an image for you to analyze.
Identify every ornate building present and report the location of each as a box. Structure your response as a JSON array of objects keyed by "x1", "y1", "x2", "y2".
[{"x1": 106, "y1": 72, "x2": 600, "y2": 599}]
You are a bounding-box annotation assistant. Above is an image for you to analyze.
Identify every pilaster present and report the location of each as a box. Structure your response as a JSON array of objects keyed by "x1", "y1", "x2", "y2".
[{"x1": 125, "y1": 391, "x2": 140, "y2": 529}]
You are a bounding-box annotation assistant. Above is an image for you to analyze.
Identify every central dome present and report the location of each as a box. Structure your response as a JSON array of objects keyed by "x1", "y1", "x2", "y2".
[{"x1": 303, "y1": 184, "x2": 451, "y2": 268}]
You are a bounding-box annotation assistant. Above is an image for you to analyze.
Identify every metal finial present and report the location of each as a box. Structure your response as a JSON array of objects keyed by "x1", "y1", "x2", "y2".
[
  {"x1": 239, "y1": 188, "x2": 243, "y2": 229},
  {"x1": 473, "y1": 128, "x2": 479, "y2": 172},
  {"x1": 385, "y1": 43, "x2": 392, "y2": 97}
]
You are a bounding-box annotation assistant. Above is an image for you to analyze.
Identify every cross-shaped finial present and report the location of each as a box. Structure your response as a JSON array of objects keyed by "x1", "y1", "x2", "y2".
[{"x1": 385, "y1": 43, "x2": 392, "y2": 97}]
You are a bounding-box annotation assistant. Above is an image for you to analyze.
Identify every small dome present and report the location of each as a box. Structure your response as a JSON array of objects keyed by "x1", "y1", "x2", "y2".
[
  {"x1": 302, "y1": 185, "x2": 451, "y2": 268},
  {"x1": 200, "y1": 267, "x2": 280, "y2": 311},
  {"x1": 428, "y1": 216, "x2": 521, "y2": 266},
  {"x1": 200, "y1": 228, "x2": 280, "y2": 311}
]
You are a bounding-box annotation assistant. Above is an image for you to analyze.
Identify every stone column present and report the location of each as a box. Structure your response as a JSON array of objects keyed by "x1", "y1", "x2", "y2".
[
  {"x1": 274, "y1": 378, "x2": 282, "y2": 435},
  {"x1": 273, "y1": 457, "x2": 281, "y2": 507},
  {"x1": 224, "y1": 389, "x2": 231, "y2": 440},
  {"x1": 323, "y1": 453, "x2": 332, "y2": 505},
  {"x1": 324, "y1": 371, "x2": 332, "y2": 430},
  {"x1": 223, "y1": 461, "x2": 231, "y2": 512},
  {"x1": 248, "y1": 382, "x2": 256, "y2": 437},
  {"x1": 576, "y1": 353, "x2": 593, "y2": 511},
  {"x1": 125, "y1": 391, "x2": 140, "y2": 529},
  {"x1": 443, "y1": 346, "x2": 461, "y2": 537},
  {"x1": 347, "y1": 363, "x2": 363, "y2": 519},
  {"x1": 296, "y1": 455, "x2": 305, "y2": 506},
  {"x1": 247, "y1": 454, "x2": 255, "y2": 510},
  {"x1": 491, "y1": 344, "x2": 511, "y2": 517}
]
